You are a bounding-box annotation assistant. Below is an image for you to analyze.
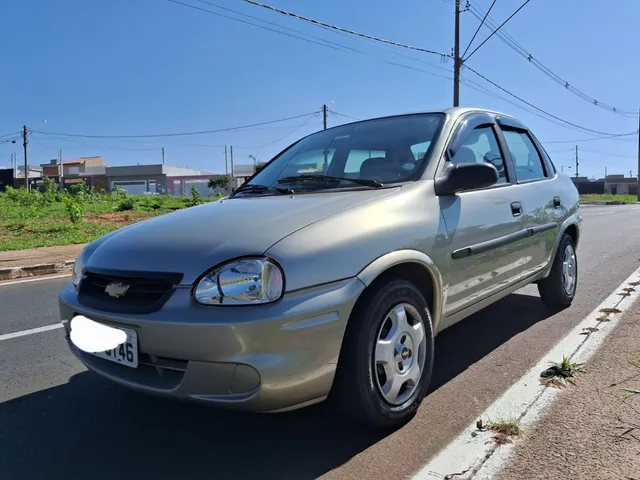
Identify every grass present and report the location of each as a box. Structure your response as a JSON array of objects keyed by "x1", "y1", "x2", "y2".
[
  {"x1": 540, "y1": 355, "x2": 585, "y2": 387},
  {"x1": 0, "y1": 182, "x2": 219, "y2": 251},
  {"x1": 477, "y1": 417, "x2": 523, "y2": 445},
  {"x1": 620, "y1": 349, "x2": 640, "y2": 398},
  {"x1": 580, "y1": 194, "x2": 637, "y2": 204}
]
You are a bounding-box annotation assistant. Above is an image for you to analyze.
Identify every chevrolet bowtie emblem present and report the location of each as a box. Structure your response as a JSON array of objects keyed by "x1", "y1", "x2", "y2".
[{"x1": 105, "y1": 282, "x2": 130, "y2": 298}]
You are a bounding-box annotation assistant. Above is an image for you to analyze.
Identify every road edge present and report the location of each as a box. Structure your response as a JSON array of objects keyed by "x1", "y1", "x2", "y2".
[
  {"x1": 0, "y1": 260, "x2": 75, "y2": 281},
  {"x1": 412, "y1": 264, "x2": 640, "y2": 480}
]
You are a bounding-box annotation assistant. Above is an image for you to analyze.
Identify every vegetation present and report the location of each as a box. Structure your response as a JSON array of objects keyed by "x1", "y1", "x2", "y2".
[
  {"x1": 580, "y1": 194, "x2": 637, "y2": 204},
  {"x1": 0, "y1": 180, "x2": 221, "y2": 251},
  {"x1": 540, "y1": 355, "x2": 585, "y2": 387}
]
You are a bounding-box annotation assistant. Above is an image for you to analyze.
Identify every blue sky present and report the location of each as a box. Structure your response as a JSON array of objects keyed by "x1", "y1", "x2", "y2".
[{"x1": 1, "y1": 0, "x2": 639, "y2": 178}]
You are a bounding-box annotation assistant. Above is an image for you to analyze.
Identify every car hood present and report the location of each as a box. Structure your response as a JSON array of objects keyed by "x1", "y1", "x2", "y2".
[{"x1": 84, "y1": 189, "x2": 398, "y2": 284}]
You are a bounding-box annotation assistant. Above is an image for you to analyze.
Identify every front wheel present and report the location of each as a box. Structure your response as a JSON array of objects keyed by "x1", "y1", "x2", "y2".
[
  {"x1": 537, "y1": 233, "x2": 578, "y2": 309},
  {"x1": 331, "y1": 278, "x2": 435, "y2": 430}
]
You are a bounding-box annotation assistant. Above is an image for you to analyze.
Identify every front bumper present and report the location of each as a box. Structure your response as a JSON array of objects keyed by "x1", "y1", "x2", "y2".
[{"x1": 59, "y1": 277, "x2": 365, "y2": 412}]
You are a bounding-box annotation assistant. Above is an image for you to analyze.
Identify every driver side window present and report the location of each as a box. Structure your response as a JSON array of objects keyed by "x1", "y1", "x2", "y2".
[{"x1": 450, "y1": 125, "x2": 508, "y2": 184}]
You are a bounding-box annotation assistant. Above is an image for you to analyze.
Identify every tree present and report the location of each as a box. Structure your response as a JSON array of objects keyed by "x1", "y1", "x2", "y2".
[{"x1": 208, "y1": 175, "x2": 230, "y2": 194}]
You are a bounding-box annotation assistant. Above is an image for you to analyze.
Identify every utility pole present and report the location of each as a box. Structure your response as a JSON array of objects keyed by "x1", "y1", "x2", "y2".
[
  {"x1": 59, "y1": 149, "x2": 64, "y2": 189},
  {"x1": 22, "y1": 125, "x2": 28, "y2": 191},
  {"x1": 637, "y1": 109, "x2": 640, "y2": 202},
  {"x1": 322, "y1": 104, "x2": 328, "y2": 130},
  {"x1": 575, "y1": 145, "x2": 579, "y2": 179},
  {"x1": 230, "y1": 145, "x2": 235, "y2": 190},
  {"x1": 224, "y1": 145, "x2": 228, "y2": 175},
  {"x1": 162, "y1": 147, "x2": 165, "y2": 165},
  {"x1": 453, "y1": 0, "x2": 462, "y2": 107}
]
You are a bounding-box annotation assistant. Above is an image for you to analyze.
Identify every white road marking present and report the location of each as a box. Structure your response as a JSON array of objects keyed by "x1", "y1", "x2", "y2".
[
  {"x1": 598, "y1": 211, "x2": 617, "y2": 216},
  {"x1": 0, "y1": 274, "x2": 70, "y2": 287},
  {"x1": 0, "y1": 323, "x2": 64, "y2": 342},
  {"x1": 413, "y1": 264, "x2": 640, "y2": 480}
]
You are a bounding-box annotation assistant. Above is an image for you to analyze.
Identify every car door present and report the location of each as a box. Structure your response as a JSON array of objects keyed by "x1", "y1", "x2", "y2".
[
  {"x1": 494, "y1": 116, "x2": 561, "y2": 277},
  {"x1": 438, "y1": 112, "x2": 531, "y2": 318}
]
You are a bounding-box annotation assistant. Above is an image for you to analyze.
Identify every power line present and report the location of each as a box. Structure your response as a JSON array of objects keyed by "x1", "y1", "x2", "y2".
[
  {"x1": 242, "y1": 0, "x2": 448, "y2": 58},
  {"x1": 463, "y1": 0, "x2": 532, "y2": 61},
  {"x1": 463, "y1": 64, "x2": 632, "y2": 136},
  {"x1": 170, "y1": 0, "x2": 453, "y2": 81},
  {"x1": 542, "y1": 132, "x2": 637, "y2": 144},
  {"x1": 28, "y1": 112, "x2": 319, "y2": 139},
  {"x1": 330, "y1": 111, "x2": 362, "y2": 121},
  {"x1": 0, "y1": 132, "x2": 20, "y2": 140},
  {"x1": 169, "y1": 0, "x2": 354, "y2": 54},
  {"x1": 466, "y1": 2, "x2": 638, "y2": 117},
  {"x1": 461, "y1": 0, "x2": 496, "y2": 59},
  {"x1": 459, "y1": 73, "x2": 602, "y2": 135}
]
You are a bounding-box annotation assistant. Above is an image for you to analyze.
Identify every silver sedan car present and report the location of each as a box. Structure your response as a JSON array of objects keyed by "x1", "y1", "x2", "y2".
[{"x1": 59, "y1": 107, "x2": 581, "y2": 429}]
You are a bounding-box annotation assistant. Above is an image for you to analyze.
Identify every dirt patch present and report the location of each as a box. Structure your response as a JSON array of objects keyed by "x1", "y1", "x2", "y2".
[{"x1": 84, "y1": 213, "x2": 153, "y2": 225}]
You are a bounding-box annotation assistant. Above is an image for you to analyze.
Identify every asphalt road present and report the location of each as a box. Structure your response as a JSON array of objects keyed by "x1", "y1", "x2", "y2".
[{"x1": 2, "y1": 204, "x2": 640, "y2": 480}]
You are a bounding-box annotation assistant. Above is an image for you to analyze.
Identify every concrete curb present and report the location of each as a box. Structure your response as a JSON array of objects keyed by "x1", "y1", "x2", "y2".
[{"x1": 0, "y1": 259, "x2": 75, "y2": 281}]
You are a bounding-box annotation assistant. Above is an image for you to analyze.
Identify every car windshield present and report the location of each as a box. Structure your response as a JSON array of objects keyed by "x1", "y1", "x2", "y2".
[{"x1": 234, "y1": 113, "x2": 445, "y2": 195}]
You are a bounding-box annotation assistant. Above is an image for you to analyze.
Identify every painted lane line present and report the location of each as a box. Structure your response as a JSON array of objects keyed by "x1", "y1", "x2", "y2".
[
  {"x1": 412, "y1": 264, "x2": 640, "y2": 480},
  {"x1": 0, "y1": 323, "x2": 64, "y2": 342},
  {"x1": 0, "y1": 274, "x2": 71, "y2": 287}
]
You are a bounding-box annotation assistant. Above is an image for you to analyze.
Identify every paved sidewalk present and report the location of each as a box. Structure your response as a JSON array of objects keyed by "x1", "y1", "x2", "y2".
[
  {"x1": 496, "y1": 303, "x2": 640, "y2": 480},
  {"x1": 0, "y1": 244, "x2": 86, "y2": 269}
]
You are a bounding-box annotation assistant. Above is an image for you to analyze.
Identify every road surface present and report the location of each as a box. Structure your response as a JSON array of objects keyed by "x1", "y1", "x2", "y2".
[{"x1": 1, "y1": 204, "x2": 640, "y2": 480}]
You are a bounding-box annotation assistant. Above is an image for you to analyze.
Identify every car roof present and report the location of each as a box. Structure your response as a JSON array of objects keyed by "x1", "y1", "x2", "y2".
[{"x1": 327, "y1": 107, "x2": 521, "y2": 128}]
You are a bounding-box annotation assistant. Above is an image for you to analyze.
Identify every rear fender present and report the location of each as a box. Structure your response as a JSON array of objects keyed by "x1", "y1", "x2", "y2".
[{"x1": 541, "y1": 211, "x2": 582, "y2": 278}]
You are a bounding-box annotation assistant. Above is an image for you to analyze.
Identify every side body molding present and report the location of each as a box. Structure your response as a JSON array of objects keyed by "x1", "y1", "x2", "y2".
[{"x1": 356, "y1": 250, "x2": 445, "y2": 334}]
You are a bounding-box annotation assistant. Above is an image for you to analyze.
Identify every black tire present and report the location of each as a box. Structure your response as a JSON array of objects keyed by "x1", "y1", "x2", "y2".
[
  {"x1": 330, "y1": 278, "x2": 435, "y2": 430},
  {"x1": 537, "y1": 233, "x2": 578, "y2": 309}
]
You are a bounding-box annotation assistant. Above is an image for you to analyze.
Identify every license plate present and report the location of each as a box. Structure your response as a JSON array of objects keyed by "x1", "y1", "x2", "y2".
[{"x1": 90, "y1": 325, "x2": 139, "y2": 369}]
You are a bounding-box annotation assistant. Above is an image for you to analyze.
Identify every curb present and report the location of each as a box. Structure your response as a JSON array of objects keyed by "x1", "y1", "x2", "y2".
[{"x1": 0, "y1": 259, "x2": 76, "y2": 281}]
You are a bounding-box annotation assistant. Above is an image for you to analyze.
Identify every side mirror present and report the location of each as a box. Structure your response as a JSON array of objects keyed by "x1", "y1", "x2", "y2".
[{"x1": 434, "y1": 162, "x2": 499, "y2": 196}]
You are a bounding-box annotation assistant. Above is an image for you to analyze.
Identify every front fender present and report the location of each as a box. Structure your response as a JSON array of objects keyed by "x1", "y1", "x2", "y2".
[{"x1": 356, "y1": 250, "x2": 445, "y2": 334}]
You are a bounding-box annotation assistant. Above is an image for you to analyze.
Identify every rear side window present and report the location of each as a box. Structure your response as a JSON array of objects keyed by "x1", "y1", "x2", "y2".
[{"x1": 501, "y1": 130, "x2": 547, "y2": 181}]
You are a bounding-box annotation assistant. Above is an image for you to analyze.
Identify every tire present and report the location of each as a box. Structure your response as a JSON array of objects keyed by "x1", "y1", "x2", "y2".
[
  {"x1": 537, "y1": 233, "x2": 578, "y2": 309},
  {"x1": 330, "y1": 278, "x2": 435, "y2": 430}
]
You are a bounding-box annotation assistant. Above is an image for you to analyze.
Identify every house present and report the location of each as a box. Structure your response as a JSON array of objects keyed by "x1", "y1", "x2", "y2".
[
  {"x1": 106, "y1": 164, "x2": 218, "y2": 196},
  {"x1": 604, "y1": 174, "x2": 637, "y2": 195},
  {"x1": 40, "y1": 156, "x2": 109, "y2": 192}
]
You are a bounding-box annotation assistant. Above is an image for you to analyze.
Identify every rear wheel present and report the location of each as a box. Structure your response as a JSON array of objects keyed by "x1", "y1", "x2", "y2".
[
  {"x1": 331, "y1": 278, "x2": 434, "y2": 430},
  {"x1": 538, "y1": 233, "x2": 578, "y2": 309}
]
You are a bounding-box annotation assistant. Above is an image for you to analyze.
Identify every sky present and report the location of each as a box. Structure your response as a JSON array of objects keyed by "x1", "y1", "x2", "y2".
[{"x1": 1, "y1": 0, "x2": 639, "y2": 179}]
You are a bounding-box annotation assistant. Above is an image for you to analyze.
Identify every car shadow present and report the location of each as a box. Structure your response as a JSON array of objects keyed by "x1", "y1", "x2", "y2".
[{"x1": 0, "y1": 293, "x2": 554, "y2": 480}]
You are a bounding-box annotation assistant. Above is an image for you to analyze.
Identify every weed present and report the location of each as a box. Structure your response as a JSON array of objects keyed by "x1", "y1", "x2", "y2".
[
  {"x1": 64, "y1": 197, "x2": 83, "y2": 224},
  {"x1": 478, "y1": 417, "x2": 523, "y2": 445},
  {"x1": 186, "y1": 186, "x2": 203, "y2": 207},
  {"x1": 540, "y1": 355, "x2": 585, "y2": 387},
  {"x1": 117, "y1": 197, "x2": 136, "y2": 212}
]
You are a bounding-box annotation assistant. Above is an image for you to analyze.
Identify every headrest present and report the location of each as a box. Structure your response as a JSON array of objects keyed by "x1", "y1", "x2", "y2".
[
  {"x1": 452, "y1": 146, "x2": 477, "y2": 165},
  {"x1": 359, "y1": 157, "x2": 390, "y2": 177}
]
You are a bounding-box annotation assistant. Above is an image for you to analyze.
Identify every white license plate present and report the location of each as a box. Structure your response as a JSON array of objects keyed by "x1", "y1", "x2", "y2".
[{"x1": 90, "y1": 325, "x2": 139, "y2": 369}]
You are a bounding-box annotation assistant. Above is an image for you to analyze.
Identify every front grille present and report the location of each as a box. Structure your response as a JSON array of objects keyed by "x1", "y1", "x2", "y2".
[{"x1": 78, "y1": 269, "x2": 183, "y2": 314}]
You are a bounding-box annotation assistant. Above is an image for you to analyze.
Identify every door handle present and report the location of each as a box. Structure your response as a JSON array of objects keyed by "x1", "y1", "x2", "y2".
[
  {"x1": 553, "y1": 196, "x2": 561, "y2": 208},
  {"x1": 510, "y1": 201, "x2": 522, "y2": 217}
]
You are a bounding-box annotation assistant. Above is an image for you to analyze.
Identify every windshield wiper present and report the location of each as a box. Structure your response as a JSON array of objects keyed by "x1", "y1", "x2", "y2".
[
  {"x1": 277, "y1": 174, "x2": 383, "y2": 188},
  {"x1": 232, "y1": 183, "x2": 294, "y2": 196}
]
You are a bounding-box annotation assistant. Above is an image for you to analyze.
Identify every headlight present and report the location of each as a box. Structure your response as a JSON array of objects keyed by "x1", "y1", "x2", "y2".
[
  {"x1": 71, "y1": 251, "x2": 85, "y2": 287},
  {"x1": 194, "y1": 257, "x2": 284, "y2": 306}
]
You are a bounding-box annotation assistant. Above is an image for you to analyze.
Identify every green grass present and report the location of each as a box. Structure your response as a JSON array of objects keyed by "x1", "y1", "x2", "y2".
[
  {"x1": 540, "y1": 355, "x2": 585, "y2": 387},
  {"x1": 0, "y1": 184, "x2": 219, "y2": 251},
  {"x1": 477, "y1": 416, "x2": 523, "y2": 445},
  {"x1": 580, "y1": 194, "x2": 637, "y2": 204}
]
